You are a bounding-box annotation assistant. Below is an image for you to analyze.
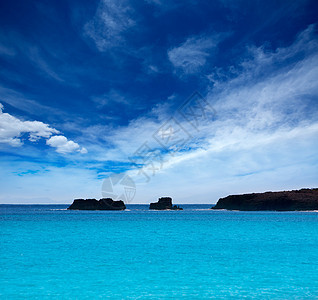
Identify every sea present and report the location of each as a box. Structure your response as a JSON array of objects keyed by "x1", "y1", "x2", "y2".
[{"x1": 1, "y1": 204, "x2": 318, "y2": 299}]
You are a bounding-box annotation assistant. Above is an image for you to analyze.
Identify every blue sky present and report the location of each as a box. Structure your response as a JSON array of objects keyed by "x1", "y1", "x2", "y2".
[{"x1": 0, "y1": 0, "x2": 317, "y2": 204}]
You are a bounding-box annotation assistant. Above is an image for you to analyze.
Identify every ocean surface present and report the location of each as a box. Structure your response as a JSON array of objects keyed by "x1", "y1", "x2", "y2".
[{"x1": 1, "y1": 204, "x2": 318, "y2": 299}]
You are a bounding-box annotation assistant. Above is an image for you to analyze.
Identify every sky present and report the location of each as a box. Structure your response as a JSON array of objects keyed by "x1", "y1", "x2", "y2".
[{"x1": 0, "y1": 0, "x2": 317, "y2": 204}]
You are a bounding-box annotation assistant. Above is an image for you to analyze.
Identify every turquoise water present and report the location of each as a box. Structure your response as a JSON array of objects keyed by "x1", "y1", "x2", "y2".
[{"x1": 1, "y1": 205, "x2": 318, "y2": 299}]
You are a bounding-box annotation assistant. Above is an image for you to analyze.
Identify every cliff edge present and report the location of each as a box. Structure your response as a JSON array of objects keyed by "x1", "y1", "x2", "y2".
[{"x1": 212, "y1": 188, "x2": 318, "y2": 211}]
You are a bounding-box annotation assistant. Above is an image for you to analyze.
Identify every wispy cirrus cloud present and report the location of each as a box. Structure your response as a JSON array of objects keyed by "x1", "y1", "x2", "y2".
[
  {"x1": 0, "y1": 44, "x2": 16, "y2": 57},
  {"x1": 145, "y1": 0, "x2": 198, "y2": 15},
  {"x1": 0, "y1": 29, "x2": 65, "y2": 83},
  {"x1": 78, "y1": 26, "x2": 318, "y2": 161},
  {"x1": 0, "y1": 103, "x2": 87, "y2": 154},
  {"x1": 0, "y1": 86, "x2": 60, "y2": 116},
  {"x1": 84, "y1": 0, "x2": 135, "y2": 51},
  {"x1": 27, "y1": 46, "x2": 65, "y2": 82},
  {"x1": 168, "y1": 34, "x2": 223, "y2": 75},
  {"x1": 91, "y1": 89, "x2": 129, "y2": 109}
]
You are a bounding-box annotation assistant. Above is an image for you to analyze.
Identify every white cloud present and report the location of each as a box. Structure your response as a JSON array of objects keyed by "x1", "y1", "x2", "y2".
[
  {"x1": 46, "y1": 135, "x2": 87, "y2": 154},
  {"x1": 0, "y1": 105, "x2": 59, "y2": 147},
  {"x1": 0, "y1": 103, "x2": 87, "y2": 154},
  {"x1": 168, "y1": 34, "x2": 221, "y2": 74},
  {"x1": 84, "y1": 0, "x2": 135, "y2": 51}
]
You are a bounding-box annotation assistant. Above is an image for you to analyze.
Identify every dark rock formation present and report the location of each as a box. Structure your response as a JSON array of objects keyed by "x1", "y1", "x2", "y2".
[
  {"x1": 68, "y1": 198, "x2": 126, "y2": 210},
  {"x1": 212, "y1": 188, "x2": 318, "y2": 211},
  {"x1": 149, "y1": 197, "x2": 183, "y2": 210}
]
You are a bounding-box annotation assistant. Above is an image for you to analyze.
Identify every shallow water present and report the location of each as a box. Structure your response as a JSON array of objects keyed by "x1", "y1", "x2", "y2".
[{"x1": 1, "y1": 204, "x2": 318, "y2": 299}]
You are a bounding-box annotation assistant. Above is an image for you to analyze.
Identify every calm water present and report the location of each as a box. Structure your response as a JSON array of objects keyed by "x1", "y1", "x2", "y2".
[{"x1": 1, "y1": 204, "x2": 318, "y2": 299}]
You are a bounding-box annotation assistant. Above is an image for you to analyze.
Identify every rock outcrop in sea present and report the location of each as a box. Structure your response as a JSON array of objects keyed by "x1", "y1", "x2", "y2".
[
  {"x1": 149, "y1": 197, "x2": 183, "y2": 210},
  {"x1": 212, "y1": 188, "x2": 318, "y2": 211},
  {"x1": 68, "y1": 198, "x2": 126, "y2": 210}
]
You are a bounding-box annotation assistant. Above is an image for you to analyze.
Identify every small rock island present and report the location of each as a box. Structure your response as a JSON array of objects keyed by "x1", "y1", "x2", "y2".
[
  {"x1": 68, "y1": 198, "x2": 126, "y2": 210},
  {"x1": 212, "y1": 188, "x2": 318, "y2": 211},
  {"x1": 149, "y1": 197, "x2": 183, "y2": 210}
]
